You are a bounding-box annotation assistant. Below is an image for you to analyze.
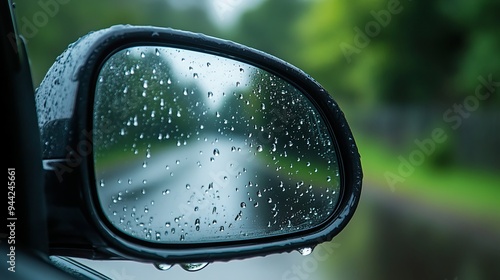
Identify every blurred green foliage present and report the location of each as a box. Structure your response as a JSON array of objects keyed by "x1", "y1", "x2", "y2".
[{"x1": 294, "y1": 0, "x2": 500, "y2": 106}]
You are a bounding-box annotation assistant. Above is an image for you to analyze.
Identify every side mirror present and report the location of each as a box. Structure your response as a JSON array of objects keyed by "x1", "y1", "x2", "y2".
[{"x1": 36, "y1": 25, "x2": 362, "y2": 268}]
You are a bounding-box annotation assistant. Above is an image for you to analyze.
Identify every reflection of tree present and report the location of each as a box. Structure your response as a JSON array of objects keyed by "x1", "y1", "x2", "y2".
[{"x1": 95, "y1": 47, "x2": 202, "y2": 164}]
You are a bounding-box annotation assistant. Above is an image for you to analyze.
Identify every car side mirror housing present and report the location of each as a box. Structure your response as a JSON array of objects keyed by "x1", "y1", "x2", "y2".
[{"x1": 36, "y1": 25, "x2": 362, "y2": 267}]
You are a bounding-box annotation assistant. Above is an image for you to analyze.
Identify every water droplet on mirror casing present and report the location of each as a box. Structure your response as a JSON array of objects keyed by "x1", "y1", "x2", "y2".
[
  {"x1": 298, "y1": 247, "x2": 313, "y2": 256},
  {"x1": 93, "y1": 46, "x2": 342, "y2": 244},
  {"x1": 154, "y1": 263, "x2": 173, "y2": 271},
  {"x1": 180, "y1": 263, "x2": 209, "y2": 272}
]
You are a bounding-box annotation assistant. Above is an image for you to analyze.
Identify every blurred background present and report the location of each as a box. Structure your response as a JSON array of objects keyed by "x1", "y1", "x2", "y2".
[{"x1": 13, "y1": 0, "x2": 499, "y2": 279}]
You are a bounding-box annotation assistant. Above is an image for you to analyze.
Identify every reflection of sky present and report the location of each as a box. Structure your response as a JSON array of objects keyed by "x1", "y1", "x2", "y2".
[{"x1": 159, "y1": 48, "x2": 254, "y2": 111}]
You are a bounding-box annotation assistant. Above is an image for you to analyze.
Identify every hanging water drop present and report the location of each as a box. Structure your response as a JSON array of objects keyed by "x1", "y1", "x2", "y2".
[
  {"x1": 298, "y1": 247, "x2": 313, "y2": 256},
  {"x1": 179, "y1": 263, "x2": 209, "y2": 272},
  {"x1": 154, "y1": 263, "x2": 174, "y2": 271}
]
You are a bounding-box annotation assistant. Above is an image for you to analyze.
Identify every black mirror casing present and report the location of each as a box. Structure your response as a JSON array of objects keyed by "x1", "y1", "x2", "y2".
[{"x1": 36, "y1": 25, "x2": 362, "y2": 264}]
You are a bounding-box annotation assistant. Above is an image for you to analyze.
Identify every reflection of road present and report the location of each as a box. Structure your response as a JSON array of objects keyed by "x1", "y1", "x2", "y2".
[
  {"x1": 98, "y1": 135, "x2": 260, "y2": 243},
  {"x1": 97, "y1": 134, "x2": 337, "y2": 244}
]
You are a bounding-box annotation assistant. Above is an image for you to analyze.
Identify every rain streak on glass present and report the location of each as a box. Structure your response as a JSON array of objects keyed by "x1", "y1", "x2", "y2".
[{"x1": 93, "y1": 46, "x2": 341, "y2": 244}]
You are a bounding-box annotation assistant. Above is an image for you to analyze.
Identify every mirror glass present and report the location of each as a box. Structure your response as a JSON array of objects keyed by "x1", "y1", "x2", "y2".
[{"x1": 93, "y1": 46, "x2": 341, "y2": 244}]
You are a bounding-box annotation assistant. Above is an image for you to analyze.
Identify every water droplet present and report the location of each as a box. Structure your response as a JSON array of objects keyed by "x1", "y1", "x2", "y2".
[
  {"x1": 298, "y1": 247, "x2": 313, "y2": 256},
  {"x1": 186, "y1": 184, "x2": 191, "y2": 190},
  {"x1": 193, "y1": 73, "x2": 199, "y2": 79},
  {"x1": 256, "y1": 145, "x2": 263, "y2": 152},
  {"x1": 154, "y1": 263, "x2": 173, "y2": 271},
  {"x1": 326, "y1": 176, "x2": 332, "y2": 182},
  {"x1": 235, "y1": 211, "x2": 243, "y2": 221},
  {"x1": 165, "y1": 222, "x2": 171, "y2": 227},
  {"x1": 179, "y1": 263, "x2": 209, "y2": 272},
  {"x1": 240, "y1": 202, "x2": 246, "y2": 208},
  {"x1": 143, "y1": 80, "x2": 148, "y2": 89},
  {"x1": 213, "y1": 148, "x2": 220, "y2": 156}
]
